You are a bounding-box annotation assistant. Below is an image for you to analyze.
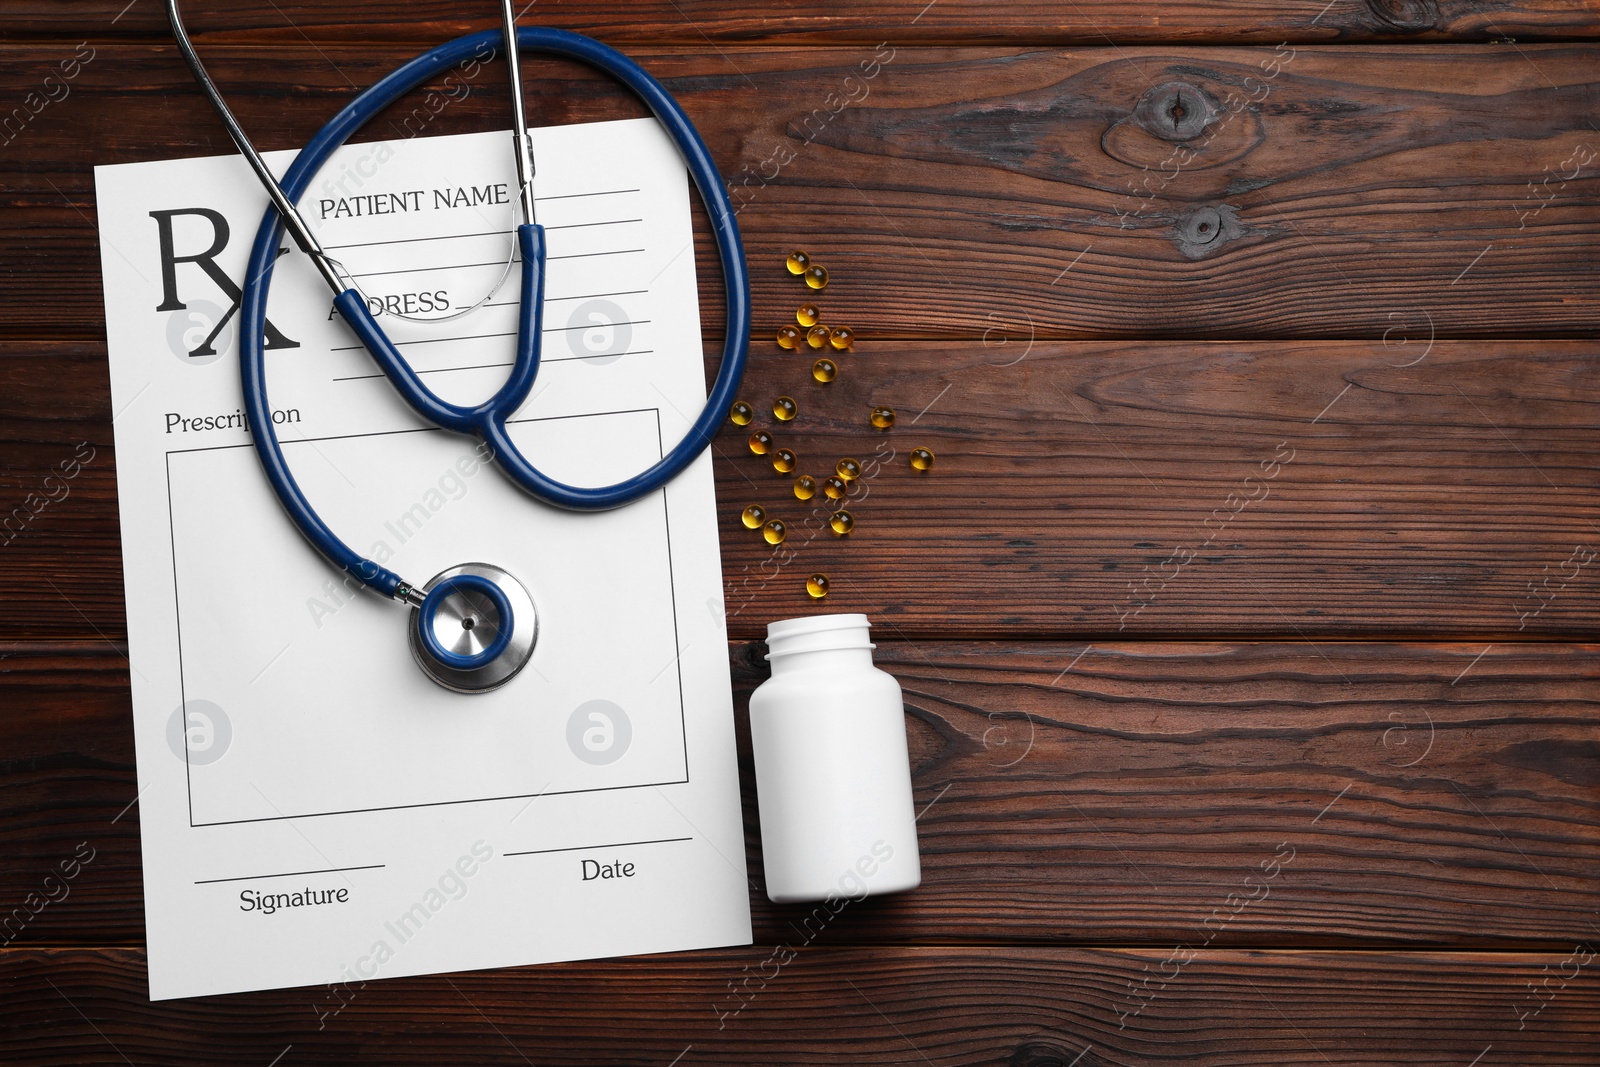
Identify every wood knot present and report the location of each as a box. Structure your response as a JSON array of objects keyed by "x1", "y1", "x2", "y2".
[
  {"x1": 1173, "y1": 203, "x2": 1244, "y2": 259},
  {"x1": 1366, "y1": 0, "x2": 1439, "y2": 33},
  {"x1": 730, "y1": 639, "x2": 772, "y2": 684},
  {"x1": 1011, "y1": 1043, "x2": 1097, "y2": 1067},
  {"x1": 1132, "y1": 81, "x2": 1219, "y2": 143}
]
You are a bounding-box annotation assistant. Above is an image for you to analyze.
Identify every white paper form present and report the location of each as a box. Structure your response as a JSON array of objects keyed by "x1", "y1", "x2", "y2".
[{"x1": 95, "y1": 118, "x2": 751, "y2": 1000}]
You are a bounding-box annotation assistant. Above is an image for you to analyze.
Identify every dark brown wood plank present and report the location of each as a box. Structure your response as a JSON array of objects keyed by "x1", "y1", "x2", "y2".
[
  {"x1": 3, "y1": 946, "x2": 1596, "y2": 1064},
  {"x1": 4, "y1": 640, "x2": 1594, "y2": 948},
  {"x1": 720, "y1": 339, "x2": 1600, "y2": 638},
  {"x1": 4, "y1": 0, "x2": 1599, "y2": 44},
  {"x1": 2, "y1": 45, "x2": 1595, "y2": 341},
  {"x1": 7, "y1": 340, "x2": 1600, "y2": 640}
]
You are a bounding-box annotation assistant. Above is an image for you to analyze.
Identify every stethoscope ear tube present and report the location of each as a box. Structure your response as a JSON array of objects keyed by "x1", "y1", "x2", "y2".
[{"x1": 235, "y1": 27, "x2": 751, "y2": 602}]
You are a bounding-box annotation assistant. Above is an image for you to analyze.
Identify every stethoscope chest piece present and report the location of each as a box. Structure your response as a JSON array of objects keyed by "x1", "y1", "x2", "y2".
[{"x1": 408, "y1": 563, "x2": 537, "y2": 693}]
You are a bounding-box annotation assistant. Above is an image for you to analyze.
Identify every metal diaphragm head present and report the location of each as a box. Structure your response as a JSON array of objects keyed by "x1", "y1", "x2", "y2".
[{"x1": 409, "y1": 562, "x2": 537, "y2": 693}]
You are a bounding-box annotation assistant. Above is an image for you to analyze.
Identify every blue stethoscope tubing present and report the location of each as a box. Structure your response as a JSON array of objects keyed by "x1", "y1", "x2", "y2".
[{"x1": 237, "y1": 26, "x2": 750, "y2": 603}]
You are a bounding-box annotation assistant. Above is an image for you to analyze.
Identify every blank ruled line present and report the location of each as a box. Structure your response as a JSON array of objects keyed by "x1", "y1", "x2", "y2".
[
  {"x1": 194, "y1": 863, "x2": 385, "y2": 886},
  {"x1": 549, "y1": 218, "x2": 643, "y2": 231},
  {"x1": 549, "y1": 247, "x2": 646, "y2": 262},
  {"x1": 352, "y1": 259, "x2": 510, "y2": 279},
  {"x1": 331, "y1": 351, "x2": 656, "y2": 381},
  {"x1": 538, "y1": 187, "x2": 639, "y2": 201},
  {"x1": 326, "y1": 229, "x2": 505, "y2": 252},
  {"x1": 544, "y1": 318, "x2": 649, "y2": 333},
  {"x1": 504, "y1": 836, "x2": 691, "y2": 858},
  {"x1": 331, "y1": 331, "x2": 516, "y2": 353},
  {"x1": 545, "y1": 288, "x2": 648, "y2": 303},
  {"x1": 334, "y1": 363, "x2": 507, "y2": 382},
  {"x1": 490, "y1": 288, "x2": 647, "y2": 306},
  {"x1": 324, "y1": 217, "x2": 642, "y2": 252},
  {"x1": 328, "y1": 320, "x2": 650, "y2": 353},
  {"x1": 350, "y1": 247, "x2": 643, "y2": 279}
]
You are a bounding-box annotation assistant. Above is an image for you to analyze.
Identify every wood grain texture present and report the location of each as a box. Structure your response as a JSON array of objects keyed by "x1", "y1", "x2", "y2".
[
  {"x1": 7, "y1": 340, "x2": 1600, "y2": 640},
  {"x1": 2, "y1": 16, "x2": 1597, "y2": 1061},
  {"x1": 3, "y1": 640, "x2": 1594, "y2": 948},
  {"x1": 8, "y1": 0, "x2": 1600, "y2": 43},
  {"x1": 3, "y1": 946, "x2": 1597, "y2": 1065},
  {"x1": 2, "y1": 45, "x2": 1596, "y2": 340}
]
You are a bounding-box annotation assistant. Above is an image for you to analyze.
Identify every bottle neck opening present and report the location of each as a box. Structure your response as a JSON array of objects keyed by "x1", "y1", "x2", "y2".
[
  {"x1": 764, "y1": 613, "x2": 874, "y2": 665},
  {"x1": 768, "y1": 645, "x2": 874, "y2": 674}
]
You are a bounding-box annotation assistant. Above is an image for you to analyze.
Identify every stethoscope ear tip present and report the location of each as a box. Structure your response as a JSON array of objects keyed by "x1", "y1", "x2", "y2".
[{"x1": 409, "y1": 563, "x2": 537, "y2": 693}]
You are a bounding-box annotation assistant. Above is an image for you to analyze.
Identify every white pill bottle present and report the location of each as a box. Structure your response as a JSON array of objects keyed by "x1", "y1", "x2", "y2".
[{"x1": 747, "y1": 613, "x2": 922, "y2": 904}]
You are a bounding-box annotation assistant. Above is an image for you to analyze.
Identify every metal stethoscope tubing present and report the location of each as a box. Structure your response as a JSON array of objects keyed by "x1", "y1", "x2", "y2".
[{"x1": 167, "y1": 3, "x2": 751, "y2": 687}]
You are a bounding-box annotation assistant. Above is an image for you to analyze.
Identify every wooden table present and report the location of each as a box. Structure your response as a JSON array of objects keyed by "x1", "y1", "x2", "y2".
[{"x1": 3, "y1": 2, "x2": 1597, "y2": 1062}]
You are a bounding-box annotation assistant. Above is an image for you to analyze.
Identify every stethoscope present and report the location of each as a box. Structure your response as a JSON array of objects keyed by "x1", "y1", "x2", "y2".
[{"x1": 165, "y1": 2, "x2": 750, "y2": 693}]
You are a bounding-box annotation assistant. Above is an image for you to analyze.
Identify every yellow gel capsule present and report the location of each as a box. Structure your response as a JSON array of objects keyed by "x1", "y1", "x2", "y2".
[
  {"x1": 748, "y1": 430, "x2": 773, "y2": 455},
  {"x1": 804, "y1": 264, "x2": 829, "y2": 290},
  {"x1": 776, "y1": 325, "x2": 800, "y2": 350},
  {"x1": 797, "y1": 304, "x2": 820, "y2": 328},
  {"x1": 806, "y1": 325, "x2": 830, "y2": 349},
  {"x1": 806, "y1": 573, "x2": 830, "y2": 599},
  {"x1": 763, "y1": 519, "x2": 788, "y2": 545},
  {"x1": 772, "y1": 448, "x2": 796, "y2": 474},
  {"x1": 812, "y1": 358, "x2": 837, "y2": 383},
  {"x1": 836, "y1": 457, "x2": 861, "y2": 482},
  {"x1": 829, "y1": 509, "x2": 855, "y2": 536},
  {"x1": 786, "y1": 250, "x2": 810, "y2": 275},
  {"x1": 822, "y1": 475, "x2": 847, "y2": 501},
  {"x1": 793, "y1": 474, "x2": 817, "y2": 500},
  {"x1": 773, "y1": 395, "x2": 797, "y2": 421},
  {"x1": 829, "y1": 327, "x2": 855, "y2": 351},
  {"x1": 870, "y1": 405, "x2": 895, "y2": 430},
  {"x1": 910, "y1": 446, "x2": 935, "y2": 471},
  {"x1": 741, "y1": 504, "x2": 766, "y2": 529},
  {"x1": 729, "y1": 400, "x2": 753, "y2": 426}
]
